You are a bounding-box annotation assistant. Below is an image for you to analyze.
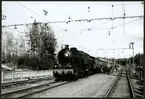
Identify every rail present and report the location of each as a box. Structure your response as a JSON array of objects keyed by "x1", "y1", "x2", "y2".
[
  {"x1": 103, "y1": 69, "x2": 122, "y2": 97},
  {"x1": 1, "y1": 70, "x2": 53, "y2": 83},
  {"x1": 104, "y1": 67, "x2": 135, "y2": 98},
  {"x1": 1, "y1": 81, "x2": 69, "y2": 98},
  {"x1": 126, "y1": 68, "x2": 136, "y2": 98}
]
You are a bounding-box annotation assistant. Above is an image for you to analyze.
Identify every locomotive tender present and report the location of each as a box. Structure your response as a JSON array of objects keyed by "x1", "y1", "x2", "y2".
[{"x1": 53, "y1": 45, "x2": 112, "y2": 81}]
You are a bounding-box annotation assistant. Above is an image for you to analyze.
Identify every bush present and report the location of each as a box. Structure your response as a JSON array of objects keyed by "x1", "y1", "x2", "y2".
[
  {"x1": 16, "y1": 55, "x2": 38, "y2": 70},
  {"x1": 16, "y1": 54, "x2": 56, "y2": 70},
  {"x1": 40, "y1": 56, "x2": 55, "y2": 70}
]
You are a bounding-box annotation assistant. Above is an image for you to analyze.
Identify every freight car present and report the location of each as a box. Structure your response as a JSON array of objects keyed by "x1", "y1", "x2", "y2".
[{"x1": 96, "y1": 58, "x2": 113, "y2": 74}]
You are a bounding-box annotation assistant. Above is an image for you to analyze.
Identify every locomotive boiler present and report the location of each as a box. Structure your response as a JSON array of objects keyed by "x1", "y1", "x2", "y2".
[{"x1": 53, "y1": 45, "x2": 97, "y2": 81}]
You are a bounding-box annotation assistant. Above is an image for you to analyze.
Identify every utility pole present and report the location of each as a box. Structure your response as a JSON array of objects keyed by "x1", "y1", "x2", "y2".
[
  {"x1": 112, "y1": 50, "x2": 116, "y2": 73},
  {"x1": 31, "y1": 16, "x2": 41, "y2": 65},
  {"x1": 15, "y1": 41, "x2": 18, "y2": 69},
  {"x1": 30, "y1": 16, "x2": 36, "y2": 56},
  {"x1": 114, "y1": 58, "x2": 116, "y2": 68},
  {"x1": 129, "y1": 42, "x2": 135, "y2": 66},
  {"x1": 43, "y1": 9, "x2": 48, "y2": 34},
  {"x1": 129, "y1": 55, "x2": 131, "y2": 66},
  {"x1": 2, "y1": 15, "x2": 7, "y2": 61}
]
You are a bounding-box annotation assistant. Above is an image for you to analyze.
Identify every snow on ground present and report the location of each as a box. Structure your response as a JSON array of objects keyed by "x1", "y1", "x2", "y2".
[{"x1": 1, "y1": 64, "x2": 13, "y2": 70}]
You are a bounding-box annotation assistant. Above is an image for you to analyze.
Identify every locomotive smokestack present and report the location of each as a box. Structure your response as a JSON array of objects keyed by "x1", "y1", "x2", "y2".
[{"x1": 65, "y1": 45, "x2": 69, "y2": 49}]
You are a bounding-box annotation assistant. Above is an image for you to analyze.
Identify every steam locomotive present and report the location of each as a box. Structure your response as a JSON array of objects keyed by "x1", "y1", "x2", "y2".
[{"x1": 53, "y1": 45, "x2": 113, "y2": 81}]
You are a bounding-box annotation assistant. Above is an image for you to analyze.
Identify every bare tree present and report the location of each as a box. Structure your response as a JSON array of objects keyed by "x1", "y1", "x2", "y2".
[{"x1": 2, "y1": 31, "x2": 14, "y2": 63}]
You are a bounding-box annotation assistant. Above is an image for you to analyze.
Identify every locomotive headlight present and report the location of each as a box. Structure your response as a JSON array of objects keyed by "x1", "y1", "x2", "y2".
[
  {"x1": 64, "y1": 53, "x2": 69, "y2": 57},
  {"x1": 64, "y1": 51, "x2": 70, "y2": 57},
  {"x1": 55, "y1": 65, "x2": 57, "y2": 67},
  {"x1": 69, "y1": 65, "x2": 71, "y2": 67}
]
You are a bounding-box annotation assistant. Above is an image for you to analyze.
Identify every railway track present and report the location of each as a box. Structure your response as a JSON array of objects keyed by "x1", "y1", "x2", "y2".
[
  {"x1": 1, "y1": 80, "x2": 70, "y2": 98},
  {"x1": 103, "y1": 66, "x2": 135, "y2": 98},
  {"x1": 1, "y1": 76, "x2": 54, "y2": 89},
  {"x1": 1, "y1": 67, "x2": 137, "y2": 98}
]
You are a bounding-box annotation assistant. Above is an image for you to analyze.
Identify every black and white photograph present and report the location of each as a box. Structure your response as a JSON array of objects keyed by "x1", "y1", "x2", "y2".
[{"x1": 1, "y1": 1, "x2": 144, "y2": 98}]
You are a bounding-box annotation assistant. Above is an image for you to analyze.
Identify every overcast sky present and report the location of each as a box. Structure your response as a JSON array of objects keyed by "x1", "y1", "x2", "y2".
[{"x1": 2, "y1": 1, "x2": 144, "y2": 58}]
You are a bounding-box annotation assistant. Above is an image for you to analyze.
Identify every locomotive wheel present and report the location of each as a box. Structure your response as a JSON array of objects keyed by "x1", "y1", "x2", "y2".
[
  {"x1": 82, "y1": 71, "x2": 86, "y2": 77},
  {"x1": 73, "y1": 75, "x2": 78, "y2": 81},
  {"x1": 74, "y1": 76, "x2": 78, "y2": 81},
  {"x1": 55, "y1": 78, "x2": 60, "y2": 81},
  {"x1": 61, "y1": 75, "x2": 65, "y2": 81},
  {"x1": 85, "y1": 71, "x2": 88, "y2": 77},
  {"x1": 68, "y1": 75, "x2": 72, "y2": 81}
]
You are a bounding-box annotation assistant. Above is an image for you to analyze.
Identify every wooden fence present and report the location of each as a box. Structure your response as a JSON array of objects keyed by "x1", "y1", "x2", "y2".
[{"x1": 1, "y1": 70, "x2": 53, "y2": 83}]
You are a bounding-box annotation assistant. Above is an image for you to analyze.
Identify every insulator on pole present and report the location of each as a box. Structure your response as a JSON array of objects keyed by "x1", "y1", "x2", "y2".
[
  {"x1": 14, "y1": 25, "x2": 17, "y2": 29},
  {"x1": 88, "y1": 6, "x2": 90, "y2": 12},
  {"x1": 108, "y1": 30, "x2": 110, "y2": 35},
  {"x1": 69, "y1": 16, "x2": 71, "y2": 19}
]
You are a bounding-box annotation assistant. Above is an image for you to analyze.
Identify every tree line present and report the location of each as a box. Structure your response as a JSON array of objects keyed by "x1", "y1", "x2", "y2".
[
  {"x1": 2, "y1": 22, "x2": 57, "y2": 70},
  {"x1": 115, "y1": 53, "x2": 144, "y2": 66}
]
